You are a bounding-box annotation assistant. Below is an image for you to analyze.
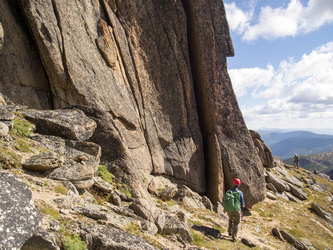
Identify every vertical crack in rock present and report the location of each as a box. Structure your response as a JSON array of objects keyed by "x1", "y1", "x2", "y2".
[
  {"x1": 182, "y1": 0, "x2": 219, "y2": 202},
  {"x1": 181, "y1": 0, "x2": 265, "y2": 207}
]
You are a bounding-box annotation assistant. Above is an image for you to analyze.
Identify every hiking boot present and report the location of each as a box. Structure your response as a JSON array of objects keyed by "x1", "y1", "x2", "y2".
[{"x1": 232, "y1": 238, "x2": 236, "y2": 242}]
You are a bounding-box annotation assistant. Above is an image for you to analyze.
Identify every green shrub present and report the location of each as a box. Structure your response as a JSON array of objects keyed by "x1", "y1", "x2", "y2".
[
  {"x1": 126, "y1": 222, "x2": 141, "y2": 235},
  {"x1": 213, "y1": 223, "x2": 226, "y2": 233},
  {"x1": 117, "y1": 183, "x2": 132, "y2": 198},
  {"x1": 191, "y1": 230, "x2": 205, "y2": 247},
  {"x1": 14, "y1": 138, "x2": 35, "y2": 153},
  {"x1": 54, "y1": 184, "x2": 68, "y2": 195},
  {"x1": 10, "y1": 118, "x2": 34, "y2": 137},
  {"x1": 92, "y1": 197, "x2": 101, "y2": 205},
  {"x1": 97, "y1": 165, "x2": 114, "y2": 183},
  {"x1": 36, "y1": 201, "x2": 60, "y2": 220},
  {"x1": 62, "y1": 234, "x2": 87, "y2": 250}
]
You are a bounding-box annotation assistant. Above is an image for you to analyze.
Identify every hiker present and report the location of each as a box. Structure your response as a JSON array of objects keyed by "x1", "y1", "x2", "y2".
[
  {"x1": 223, "y1": 178, "x2": 245, "y2": 242},
  {"x1": 294, "y1": 153, "x2": 300, "y2": 168}
]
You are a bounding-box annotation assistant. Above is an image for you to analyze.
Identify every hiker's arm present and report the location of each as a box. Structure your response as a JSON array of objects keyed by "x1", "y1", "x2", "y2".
[{"x1": 240, "y1": 192, "x2": 245, "y2": 208}]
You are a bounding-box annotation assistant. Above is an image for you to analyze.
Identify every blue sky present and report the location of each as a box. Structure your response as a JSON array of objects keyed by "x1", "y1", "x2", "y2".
[{"x1": 224, "y1": 0, "x2": 333, "y2": 134}]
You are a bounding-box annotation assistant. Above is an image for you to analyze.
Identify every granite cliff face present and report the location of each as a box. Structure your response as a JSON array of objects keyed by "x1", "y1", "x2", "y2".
[{"x1": 0, "y1": 0, "x2": 265, "y2": 207}]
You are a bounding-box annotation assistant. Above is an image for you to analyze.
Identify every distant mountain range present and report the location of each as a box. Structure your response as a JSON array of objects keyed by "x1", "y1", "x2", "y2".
[
  {"x1": 256, "y1": 127, "x2": 333, "y2": 136},
  {"x1": 283, "y1": 151, "x2": 333, "y2": 178},
  {"x1": 257, "y1": 130, "x2": 333, "y2": 160}
]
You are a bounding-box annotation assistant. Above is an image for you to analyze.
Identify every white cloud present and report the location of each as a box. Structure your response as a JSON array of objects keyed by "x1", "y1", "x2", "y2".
[
  {"x1": 224, "y1": 2, "x2": 252, "y2": 34},
  {"x1": 228, "y1": 65, "x2": 274, "y2": 97},
  {"x1": 225, "y1": 0, "x2": 333, "y2": 41},
  {"x1": 229, "y1": 42, "x2": 333, "y2": 129}
]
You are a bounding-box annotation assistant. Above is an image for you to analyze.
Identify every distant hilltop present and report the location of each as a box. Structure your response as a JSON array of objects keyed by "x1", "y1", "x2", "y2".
[
  {"x1": 256, "y1": 128, "x2": 333, "y2": 136},
  {"x1": 283, "y1": 151, "x2": 333, "y2": 178},
  {"x1": 257, "y1": 130, "x2": 333, "y2": 160}
]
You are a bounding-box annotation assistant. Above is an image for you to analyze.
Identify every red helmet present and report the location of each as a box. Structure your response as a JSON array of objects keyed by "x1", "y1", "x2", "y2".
[{"x1": 233, "y1": 178, "x2": 241, "y2": 185}]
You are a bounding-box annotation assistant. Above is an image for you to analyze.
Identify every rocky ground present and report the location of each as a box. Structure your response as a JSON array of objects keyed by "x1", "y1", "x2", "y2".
[
  {"x1": 1, "y1": 106, "x2": 333, "y2": 249},
  {"x1": 2, "y1": 163, "x2": 333, "y2": 250}
]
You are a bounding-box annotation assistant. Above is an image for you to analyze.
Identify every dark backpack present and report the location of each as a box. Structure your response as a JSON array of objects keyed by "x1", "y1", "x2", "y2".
[{"x1": 222, "y1": 190, "x2": 241, "y2": 213}]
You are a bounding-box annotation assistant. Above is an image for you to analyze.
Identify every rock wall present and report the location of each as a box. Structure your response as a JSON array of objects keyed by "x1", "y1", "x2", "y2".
[
  {"x1": 0, "y1": 0, "x2": 265, "y2": 207},
  {"x1": 0, "y1": 0, "x2": 51, "y2": 109}
]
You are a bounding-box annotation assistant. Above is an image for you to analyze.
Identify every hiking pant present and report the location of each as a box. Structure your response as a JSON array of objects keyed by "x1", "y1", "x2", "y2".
[{"x1": 227, "y1": 211, "x2": 241, "y2": 240}]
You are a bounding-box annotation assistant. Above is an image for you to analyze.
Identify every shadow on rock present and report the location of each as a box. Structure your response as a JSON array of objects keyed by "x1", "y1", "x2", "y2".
[
  {"x1": 242, "y1": 208, "x2": 252, "y2": 217},
  {"x1": 192, "y1": 225, "x2": 222, "y2": 238}
]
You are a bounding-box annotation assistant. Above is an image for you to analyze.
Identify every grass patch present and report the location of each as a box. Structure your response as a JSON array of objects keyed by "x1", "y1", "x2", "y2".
[
  {"x1": 157, "y1": 187, "x2": 166, "y2": 193},
  {"x1": 141, "y1": 235, "x2": 164, "y2": 249},
  {"x1": 196, "y1": 214, "x2": 215, "y2": 224},
  {"x1": 10, "y1": 118, "x2": 34, "y2": 137},
  {"x1": 164, "y1": 198, "x2": 176, "y2": 206},
  {"x1": 213, "y1": 223, "x2": 226, "y2": 233},
  {"x1": 310, "y1": 176, "x2": 333, "y2": 212},
  {"x1": 125, "y1": 221, "x2": 164, "y2": 249},
  {"x1": 54, "y1": 184, "x2": 68, "y2": 195},
  {"x1": 287, "y1": 216, "x2": 333, "y2": 249},
  {"x1": 36, "y1": 201, "x2": 60, "y2": 220},
  {"x1": 156, "y1": 198, "x2": 164, "y2": 207},
  {"x1": 252, "y1": 201, "x2": 280, "y2": 218},
  {"x1": 188, "y1": 219, "x2": 203, "y2": 226},
  {"x1": 97, "y1": 165, "x2": 114, "y2": 183},
  {"x1": 92, "y1": 197, "x2": 101, "y2": 205},
  {"x1": 191, "y1": 230, "x2": 205, "y2": 247},
  {"x1": 62, "y1": 234, "x2": 87, "y2": 250},
  {"x1": 126, "y1": 222, "x2": 141, "y2": 235},
  {"x1": 249, "y1": 169, "x2": 333, "y2": 250},
  {"x1": 116, "y1": 182, "x2": 132, "y2": 198},
  {"x1": 14, "y1": 138, "x2": 35, "y2": 153}
]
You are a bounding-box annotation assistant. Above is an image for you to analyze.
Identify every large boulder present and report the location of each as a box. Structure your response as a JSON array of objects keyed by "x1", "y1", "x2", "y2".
[
  {"x1": 0, "y1": 105, "x2": 15, "y2": 130},
  {"x1": 23, "y1": 151, "x2": 65, "y2": 171},
  {"x1": 74, "y1": 204, "x2": 109, "y2": 220},
  {"x1": 280, "y1": 230, "x2": 309, "y2": 250},
  {"x1": 311, "y1": 183, "x2": 327, "y2": 193},
  {"x1": 23, "y1": 109, "x2": 97, "y2": 141},
  {"x1": 311, "y1": 203, "x2": 333, "y2": 226},
  {"x1": 0, "y1": 122, "x2": 8, "y2": 136},
  {"x1": 129, "y1": 198, "x2": 159, "y2": 224},
  {"x1": 266, "y1": 172, "x2": 290, "y2": 192},
  {"x1": 0, "y1": 173, "x2": 42, "y2": 249},
  {"x1": 24, "y1": 134, "x2": 101, "y2": 189},
  {"x1": 21, "y1": 228, "x2": 60, "y2": 250},
  {"x1": 79, "y1": 223, "x2": 158, "y2": 250},
  {"x1": 161, "y1": 215, "x2": 193, "y2": 243},
  {"x1": 275, "y1": 166, "x2": 303, "y2": 188},
  {"x1": 288, "y1": 184, "x2": 308, "y2": 200},
  {"x1": 271, "y1": 228, "x2": 284, "y2": 242}
]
